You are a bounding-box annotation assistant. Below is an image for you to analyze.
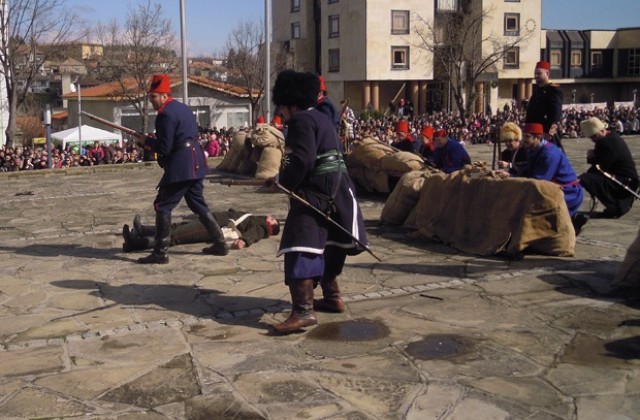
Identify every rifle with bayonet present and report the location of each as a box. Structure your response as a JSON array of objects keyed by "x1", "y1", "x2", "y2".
[
  {"x1": 211, "y1": 177, "x2": 382, "y2": 262},
  {"x1": 81, "y1": 111, "x2": 143, "y2": 139}
]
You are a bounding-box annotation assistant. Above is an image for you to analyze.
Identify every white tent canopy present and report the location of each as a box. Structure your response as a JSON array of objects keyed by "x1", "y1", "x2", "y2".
[{"x1": 51, "y1": 125, "x2": 122, "y2": 149}]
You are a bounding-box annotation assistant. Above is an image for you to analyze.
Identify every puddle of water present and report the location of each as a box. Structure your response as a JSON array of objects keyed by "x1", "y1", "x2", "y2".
[
  {"x1": 306, "y1": 319, "x2": 390, "y2": 342},
  {"x1": 405, "y1": 334, "x2": 467, "y2": 360}
]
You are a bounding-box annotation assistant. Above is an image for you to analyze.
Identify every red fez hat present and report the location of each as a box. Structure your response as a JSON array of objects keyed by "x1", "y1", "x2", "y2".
[
  {"x1": 535, "y1": 61, "x2": 551, "y2": 71},
  {"x1": 148, "y1": 74, "x2": 171, "y2": 94},
  {"x1": 420, "y1": 126, "x2": 434, "y2": 140},
  {"x1": 318, "y1": 75, "x2": 327, "y2": 92},
  {"x1": 523, "y1": 123, "x2": 544, "y2": 135},
  {"x1": 271, "y1": 115, "x2": 282, "y2": 126},
  {"x1": 434, "y1": 129, "x2": 448, "y2": 138},
  {"x1": 256, "y1": 116, "x2": 265, "y2": 124},
  {"x1": 396, "y1": 120, "x2": 409, "y2": 133}
]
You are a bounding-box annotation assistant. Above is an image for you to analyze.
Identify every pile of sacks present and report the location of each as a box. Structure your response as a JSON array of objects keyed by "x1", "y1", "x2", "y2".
[
  {"x1": 381, "y1": 169, "x2": 576, "y2": 257},
  {"x1": 216, "y1": 123, "x2": 285, "y2": 180},
  {"x1": 344, "y1": 137, "x2": 428, "y2": 193}
]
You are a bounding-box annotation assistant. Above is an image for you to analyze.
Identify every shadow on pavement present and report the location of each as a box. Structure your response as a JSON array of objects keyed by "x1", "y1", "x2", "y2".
[
  {"x1": 0, "y1": 244, "x2": 126, "y2": 260},
  {"x1": 50, "y1": 280, "x2": 284, "y2": 332}
]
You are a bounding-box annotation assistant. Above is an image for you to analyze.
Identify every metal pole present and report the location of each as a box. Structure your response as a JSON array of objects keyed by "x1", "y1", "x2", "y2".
[
  {"x1": 44, "y1": 104, "x2": 52, "y2": 169},
  {"x1": 180, "y1": 0, "x2": 188, "y2": 103},
  {"x1": 77, "y1": 81, "x2": 82, "y2": 155},
  {"x1": 264, "y1": 0, "x2": 271, "y2": 121}
]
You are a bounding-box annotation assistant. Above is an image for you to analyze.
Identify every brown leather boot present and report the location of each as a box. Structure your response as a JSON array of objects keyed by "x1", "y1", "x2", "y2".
[
  {"x1": 313, "y1": 277, "x2": 346, "y2": 313},
  {"x1": 273, "y1": 279, "x2": 318, "y2": 334}
]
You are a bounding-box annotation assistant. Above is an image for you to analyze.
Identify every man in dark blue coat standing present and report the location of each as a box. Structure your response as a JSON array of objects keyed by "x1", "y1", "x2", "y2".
[
  {"x1": 137, "y1": 74, "x2": 228, "y2": 264},
  {"x1": 271, "y1": 70, "x2": 368, "y2": 334}
]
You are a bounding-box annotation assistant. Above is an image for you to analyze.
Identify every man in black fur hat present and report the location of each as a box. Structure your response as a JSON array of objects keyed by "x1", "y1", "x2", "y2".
[{"x1": 270, "y1": 70, "x2": 368, "y2": 334}]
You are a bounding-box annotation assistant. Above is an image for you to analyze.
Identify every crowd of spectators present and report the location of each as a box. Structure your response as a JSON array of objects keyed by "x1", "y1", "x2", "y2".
[
  {"x1": 349, "y1": 103, "x2": 640, "y2": 147},
  {"x1": 0, "y1": 140, "x2": 145, "y2": 172},
  {"x1": 1, "y1": 105, "x2": 638, "y2": 173}
]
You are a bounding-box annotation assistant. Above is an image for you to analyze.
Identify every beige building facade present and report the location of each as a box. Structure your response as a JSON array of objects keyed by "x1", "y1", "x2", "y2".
[
  {"x1": 273, "y1": 0, "x2": 435, "y2": 116},
  {"x1": 272, "y1": 0, "x2": 543, "y2": 116}
]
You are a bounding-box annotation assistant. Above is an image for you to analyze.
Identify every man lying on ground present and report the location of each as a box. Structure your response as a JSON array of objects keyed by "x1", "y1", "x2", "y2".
[{"x1": 122, "y1": 209, "x2": 280, "y2": 252}]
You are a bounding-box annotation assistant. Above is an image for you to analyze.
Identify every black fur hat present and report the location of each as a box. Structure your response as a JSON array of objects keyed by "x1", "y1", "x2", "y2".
[{"x1": 272, "y1": 70, "x2": 320, "y2": 110}]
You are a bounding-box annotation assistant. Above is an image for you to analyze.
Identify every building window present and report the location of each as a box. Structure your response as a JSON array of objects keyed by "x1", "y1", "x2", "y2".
[
  {"x1": 591, "y1": 51, "x2": 603, "y2": 67},
  {"x1": 571, "y1": 50, "x2": 582, "y2": 66},
  {"x1": 291, "y1": 22, "x2": 300, "y2": 39},
  {"x1": 504, "y1": 13, "x2": 520, "y2": 36},
  {"x1": 391, "y1": 10, "x2": 410, "y2": 35},
  {"x1": 328, "y1": 15, "x2": 340, "y2": 38},
  {"x1": 391, "y1": 46, "x2": 410, "y2": 70},
  {"x1": 550, "y1": 50, "x2": 561, "y2": 66},
  {"x1": 504, "y1": 47, "x2": 519, "y2": 69},
  {"x1": 436, "y1": 0, "x2": 458, "y2": 11},
  {"x1": 328, "y1": 0, "x2": 339, "y2": 3},
  {"x1": 628, "y1": 48, "x2": 640, "y2": 76},
  {"x1": 328, "y1": 48, "x2": 340, "y2": 72},
  {"x1": 291, "y1": 0, "x2": 300, "y2": 12}
]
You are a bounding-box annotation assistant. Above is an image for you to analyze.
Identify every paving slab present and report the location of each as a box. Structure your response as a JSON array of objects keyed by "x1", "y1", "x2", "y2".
[{"x1": 0, "y1": 138, "x2": 639, "y2": 418}]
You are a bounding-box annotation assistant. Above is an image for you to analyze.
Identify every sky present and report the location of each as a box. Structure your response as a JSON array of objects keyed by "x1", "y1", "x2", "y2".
[{"x1": 63, "y1": 0, "x2": 640, "y2": 57}]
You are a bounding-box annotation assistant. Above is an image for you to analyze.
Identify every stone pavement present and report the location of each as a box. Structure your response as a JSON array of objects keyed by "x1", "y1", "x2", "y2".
[{"x1": 0, "y1": 137, "x2": 639, "y2": 420}]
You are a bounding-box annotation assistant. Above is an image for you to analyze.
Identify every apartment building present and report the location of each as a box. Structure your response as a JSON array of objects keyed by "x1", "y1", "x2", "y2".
[
  {"x1": 272, "y1": 0, "x2": 542, "y2": 115},
  {"x1": 273, "y1": 0, "x2": 434, "y2": 115},
  {"x1": 541, "y1": 27, "x2": 640, "y2": 107}
]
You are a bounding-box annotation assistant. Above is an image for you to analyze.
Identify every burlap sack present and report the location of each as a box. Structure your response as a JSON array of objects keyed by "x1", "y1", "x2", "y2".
[
  {"x1": 251, "y1": 123, "x2": 285, "y2": 148},
  {"x1": 381, "y1": 171, "x2": 429, "y2": 225},
  {"x1": 344, "y1": 152, "x2": 364, "y2": 169},
  {"x1": 614, "y1": 227, "x2": 640, "y2": 286},
  {"x1": 351, "y1": 137, "x2": 394, "y2": 169},
  {"x1": 255, "y1": 147, "x2": 283, "y2": 180},
  {"x1": 414, "y1": 173, "x2": 575, "y2": 256},
  {"x1": 348, "y1": 166, "x2": 389, "y2": 193},
  {"x1": 217, "y1": 130, "x2": 249, "y2": 172},
  {"x1": 236, "y1": 154, "x2": 257, "y2": 175},
  {"x1": 380, "y1": 152, "x2": 425, "y2": 173}
]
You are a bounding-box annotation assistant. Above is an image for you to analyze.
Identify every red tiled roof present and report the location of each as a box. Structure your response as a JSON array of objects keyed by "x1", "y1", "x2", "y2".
[
  {"x1": 62, "y1": 75, "x2": 256, "y2": 100},
  {"x1": 53, "y1": 111, "x2": 68, "y2": 120}
]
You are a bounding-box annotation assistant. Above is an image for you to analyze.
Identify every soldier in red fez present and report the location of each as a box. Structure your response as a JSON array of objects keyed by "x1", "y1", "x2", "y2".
[
  {"x1": 419, "y1": 126, "x2": 435, "y2": 160},
  {"x1": 430, "y1": 129, "x2": 471, "y2": 174},
  {"x1": 315, "y1": 75, "x2": 341, "y2": 136},
  {"x1": 525, "y1": 60, "x2": 565, "y2": 153},
  {"x1": 136, "y1": 74, "x2": 228, "y2": 264},
  {"x1": 496, "y1": 122, "x2": 585, "y2": 232},
  {"x1": 391, "y1": 119, "x2": 419, "y2": 153}
]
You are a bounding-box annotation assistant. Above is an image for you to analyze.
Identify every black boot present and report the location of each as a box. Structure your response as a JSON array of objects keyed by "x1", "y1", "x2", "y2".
[
  {"x1": 199, "y1": 212, "x2": 229, "y2": 256},
  {"x1": 313, "y1": 277, "x2": 346, "y2": 313},
  {"x1": 138, "y1": 213, "x2": 171, "y2": 264},
  {"x1": 133, "y1": 214, "x2": 156, "y2": 237},
  {"x1": 572, "y1": 213, "x2": 589, "y2": 236},
  {"x1": 122, "y1": 224, "x2": 150, "y2": 252},
  {"x1": 273, "y1": 279, "x2": 318, "y2": 334}
]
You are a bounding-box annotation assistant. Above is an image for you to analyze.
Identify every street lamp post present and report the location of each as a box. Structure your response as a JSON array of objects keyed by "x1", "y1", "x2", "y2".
[
  {"x1": 70, "y1": 78, "x2": 82, "y2": 154},
  {"x1": 44, "y1": 104, "x2": 52, "y2": 169},
  {"x1": 571, "y1": 89, "x2": 576, "y2": 105},
  {"x1": 590, "y1": 93, "x2": 594, "y2": 104},
  {"x1": 633, "y1": 89, "x2": 638, "y2": 106}
]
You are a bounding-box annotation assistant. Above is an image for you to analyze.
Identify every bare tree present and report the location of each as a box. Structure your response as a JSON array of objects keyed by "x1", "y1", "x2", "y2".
[
  {"x1": 94, "y1": 0, "x2": 177, "y2": 134},
  {"x1": 0, "y1": 0, "x2": 81, "y2": 148},
  {"x1": 224, "y1": 19, "x2": 265, "y2": 122},
  {"x1": 413, "y1": 3, "x2": 533, "y2": 116}
]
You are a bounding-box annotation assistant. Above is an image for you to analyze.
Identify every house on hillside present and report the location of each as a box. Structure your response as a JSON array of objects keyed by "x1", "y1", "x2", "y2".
[{"x1": 62, "y1": 75, "x2": 254, "y2": 134}]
